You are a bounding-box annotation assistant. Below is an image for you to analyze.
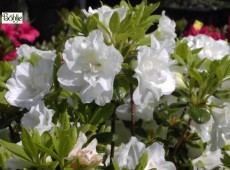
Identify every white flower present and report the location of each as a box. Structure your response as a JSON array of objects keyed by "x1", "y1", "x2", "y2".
[
  {"x1": 67, "y1": 132, "x2": 102, "y2": 169},
  {"x1": 57, "y1": 30, "x2": 123, "y2": 106},
  {"x1": 114, "y1": 137, "x2": 146, "y2": 169},
  {"x1": 192, "y1": 147, "x2": 223, "y2": 170},
  {"x1": 5, "y1": 59, "x2": 53, "y2": 109},
  {"x1": 133, "y1": 35, "x2": 175, "y2": 105},
  {"x1": 16, "y1": 44, "x2": 56, "y2": 61},
  {"x1": 154, "y1": 11, "x2": 177, "y2": 54},
  {"x1": 190, "y1": 117, "x2": 214, "y2": 143},
  {"x1": 145, "y1": 143, "x2": 176, "y2": 170},
  {"x1": 21, "y1": 100, "x2": 55, "y2": 135},
  {"x1": 114, "y1": 137, "x2": 176, "y2": 170},
  {"x1": 183, "y1": 34, "x2": 230, "y2": 60},
  {"x1": 210, "y1": 102, "x2": 230, "y2": 150},
  {"x1": 116, "y1": 91, "x2": 156, "y2": 121},
  {"x1": 83, "y1": 6, "x2": 127, "y2": 42}
]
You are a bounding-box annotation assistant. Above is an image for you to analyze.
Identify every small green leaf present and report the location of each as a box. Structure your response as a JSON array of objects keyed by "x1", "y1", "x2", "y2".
[
  {"x1": 34, "y1": 161, "x2": 59, "y2": 169},
  {"x1": 21, "y1": 128, "x2": 38, "y2": 159},
  {"x1": 188, "y1": 69, "x2": 203, "y2": 85},
  {"x1": 89, "y1": 103, "x2": 115, "y2": 124},
  {"x1": 35, "y1": 143, "x2": 60, "y2": 161},
  {"x1": 112, "y1": 158, "x2": 120, "y2": 170},
  {"x1": 68, "y1": 13, "x2": 83, "y2": 32},
  {"x1": 188, "y1": 107, "x2": 211, "y2": 124},
  {"x1": 28, "y1": 52, "x2": 43, "y2": 67},
  {"x1": 135, "y1": 152, "x2": 148, "y2": 170},
  {"x1": 59, "y1": 112, "x2": 70, "y2": 131},
  {"x1": 221, "y1": 153, "x2": 230, "y2": 168},
  {"x1": 109, "y1": 11, "x2": 120, "y2": 33},
  {"x1": 0, "y1": 91, "x2": 7, "y2": 105},
  {"x1": 86, "y1": 15, "x2": 98, "y2": 32}
]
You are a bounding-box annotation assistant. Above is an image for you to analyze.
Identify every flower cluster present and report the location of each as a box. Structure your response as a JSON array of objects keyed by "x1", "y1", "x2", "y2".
[
  {"x1": 183, "y1": 20, "x2": 226, "y2": 40},
  {"x1": 0, "y1": 1, "x2": 230, "y2": 170},
  {"x1": 0, "y1": 21, "x2": 39, "y2": 61}
]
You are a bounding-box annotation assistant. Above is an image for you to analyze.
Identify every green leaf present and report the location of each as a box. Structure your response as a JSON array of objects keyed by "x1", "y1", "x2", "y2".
[
  {"x1": 0, "y1": 139, "x2": 31, "y2": 162},
  {"x1": 58, "y1": 135, "x2": 73, "y2": 158},
  {"x1": 28, "y1": 52, "x2": 43, "y2": 67},
  {"x1": 119, "y1": 13, "x2": 133, "y2": 33},
  {"x1": 86, "y1": 15, "x2": 98, "y2": 33},
  {"x1": 32, "y1": 129, "x2": 42, "y2": 145},
  {"x1": 172, "y1": 54, "x2": 186, "y2": 66},
  {"x1": 68, "y1": 13, "x2": 83, "y2": 32},
  {"x1": 78, "y1": 124, "x2": 98, "y2": 134},
  {"x1": 188, "y1": 69, "x2": 203, "y2": 85},
  {"x1": 112, "y1": 158, "x2": 120, "y2": 170},
  {"x1": 34, "y1": 161, "x2": 59, "y2": 169},
  {"x1": 0, "y1": 61, "x2": 13, "y2": 80},
  {"x1": 41, "y1": 132, "x2": 53, "y2": 148},
  {"x1": 135, "y1": 152, "x2": 148, "y2": 170},
  {"x1": 109, "y1": 11, "x2": 120, "y2": 33},
  {"x1": 59, "y1": 112, "x2": 70, "y2": 131},
  {"x1": 35, "y1": 143, "x2": 60, "y2": 161},
  {"x1": 221, "y1": 153, "x2": 230, "y2": 168},
  {"x1": 0, "y1": 90, "x2": 7, "y2": 105},
  {"x1": 188, "y1": 107, "x2": 211, "y2": 124},
  {"x1": 21, "y1": 128, "x2": 38, "y2": 159},
  {"x1": 89, "y1": 103, "x2": 115, "y2": 124}
]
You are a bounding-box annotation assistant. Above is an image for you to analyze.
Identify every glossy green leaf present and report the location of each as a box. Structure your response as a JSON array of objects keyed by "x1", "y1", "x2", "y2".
[
  {"x1": 188, "y1": 69, "x2": 203, "y2": 85},
  {"x1": 112, "y1": 158, "x2": 120, "y2": 170},
  {"x1": 109, "y1": 11, "x2": 120, "y2": 33},
  {"x1": 21, "y1": 128, "x2": 38, "y2": 159},
  {"x1": 68, "y1": 13, "x2": 83, "y2": 32},
  {"x1": 89, "y1": 103, "x2": 115, "y2": 124},
  {"x1": 135, "y1": 152, "x2": 148, "y2": 170},
  {"x1": 35, "y1": 143, "x2": 60, "y2": 161},
  {"x1": 188, "y1": 107, "x2": 211, "y2": 124}
]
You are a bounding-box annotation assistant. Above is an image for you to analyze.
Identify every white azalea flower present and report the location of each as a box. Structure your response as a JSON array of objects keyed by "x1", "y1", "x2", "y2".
[
  {"x1": 5, "y1": 59, "x2": 53, "y2": 109},
  {"x1": 57, "y1": 30, "x2": 123, "y2": 106},
  {"x1": 183, "y1": 34, "x2": 230, "y2": 60},
  {"x1": 154, "y1": 11, "x2": 177, "y2": 54},
  {"x1": 133, "y1": 35, "x2": 175, "y2": 105},
  {"x1": 145, "y1": 143, "x2": 176, "y2": 170},
  {"x1": 192, "y1": 147, "x2": 223, "y2": 170},
  {"x1": 190, "y1": 117, "x2": 214, "y2": 143},
  {"x1": 116, "y1": 91, "x2": 156, "y2": 121},
  {"x1": 114, "y1": 137, "x2": 146, "y2": 169},
  {"x1": 21, "y1": 100, "x2": 55, "y2": 135},
  {"x1": 83, "y1": 6, "x2": 127, "y2": 42},
  {"x1": 114, "y1": 137, "x2": 176, "y2": 170},
  {"x1": 67, "y1": 132, "x2": 102, "y2": 169},
  {"x1": 210, "y1": 103, "x2": 230, "y2": 150},
  {"x1": 16, "y1": 44, "x2": 56, "y2": 61}
]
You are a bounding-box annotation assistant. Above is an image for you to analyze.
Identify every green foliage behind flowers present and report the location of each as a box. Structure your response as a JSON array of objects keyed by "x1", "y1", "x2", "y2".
[{"x1": 0, "y1": 0, "x2": 230, "y2": 170}]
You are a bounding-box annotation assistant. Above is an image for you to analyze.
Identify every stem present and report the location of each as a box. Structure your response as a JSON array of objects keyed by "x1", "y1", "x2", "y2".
[
  {"x1": 8, "y1": 125, "x2": 15, "y2": 142},
  {"x1": 174, "y1": 118, "x2": 192, "y2": 155},
  {"x1": 130, "y1": 84, "x2": 136, "y2": 136},
  {"x1": 110, "y1": 109, "x2": 116, "y2": 161}
]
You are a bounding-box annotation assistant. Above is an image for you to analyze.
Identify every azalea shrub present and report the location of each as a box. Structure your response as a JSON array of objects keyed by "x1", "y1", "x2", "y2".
[{"x1": 0, "y1": 0, "x2": 230, "y2": 170}]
